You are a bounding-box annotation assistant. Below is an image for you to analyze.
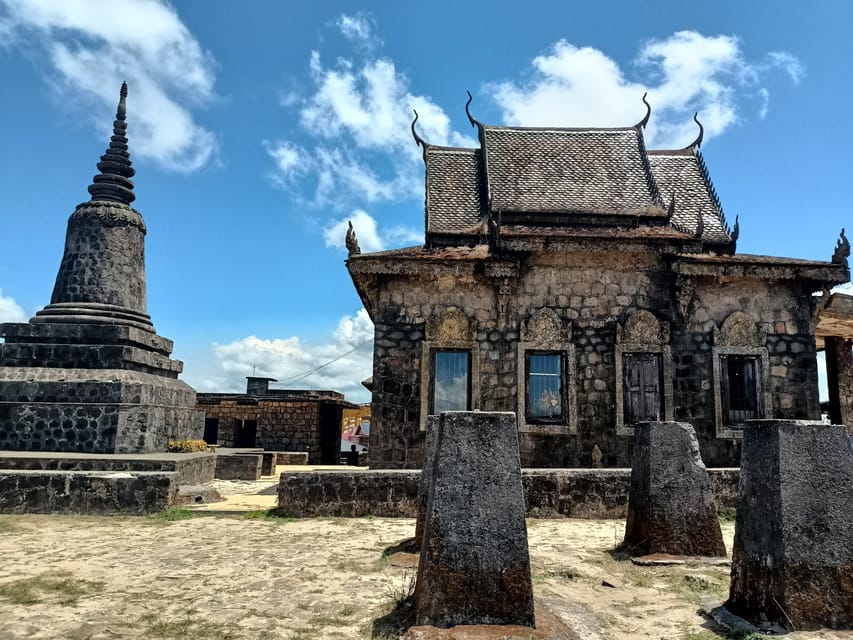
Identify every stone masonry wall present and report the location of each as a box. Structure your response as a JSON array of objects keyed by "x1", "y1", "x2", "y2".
[
  {"x1": 276, "y1": 468, "x2": 740, "y2": 518},
  {"x1": 369, "y1": 249, "x2": 821, "y2": 469},
  {"x1": 200, "y1": 400, "x2": 325, "y2": 464}
]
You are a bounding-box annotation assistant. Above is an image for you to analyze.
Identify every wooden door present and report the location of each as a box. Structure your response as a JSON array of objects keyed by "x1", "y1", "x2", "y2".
[{"x1": 624, "y1": 353, "x2": 662, "y2": 425}]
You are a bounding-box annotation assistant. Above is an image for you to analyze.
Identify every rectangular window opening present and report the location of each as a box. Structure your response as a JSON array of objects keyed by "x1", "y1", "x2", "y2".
[
  {"x1": 526, "y1": 352, "x2": 565, "y2": 423},
  {"x1": 431, "y1": 350, "x2": 471, "y2": 414},
  {"x1": 723, "y1": 356, "x2": 759, "y2": 425}
]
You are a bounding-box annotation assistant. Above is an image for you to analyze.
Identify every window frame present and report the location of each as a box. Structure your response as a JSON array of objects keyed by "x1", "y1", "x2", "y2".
[
  {"x1": 429, "y1": 348, "x2": 472, "y2": 415},
  {"x1": 712, "y1": 345, "x2": 771, "y2": 439},
  {"x1": 524, "y1": 350, "x2": 567, "y2": 425},
  {"x1": 420, "y1": 340, "x2": 480, "y2": 432},
  {"x1": 516, "y1": 341, "x2": 577, "y2": 434}
]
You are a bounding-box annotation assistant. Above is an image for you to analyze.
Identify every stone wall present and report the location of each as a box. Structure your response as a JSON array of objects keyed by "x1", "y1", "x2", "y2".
[
  {"x1": 276, "y1": 468, "x2": 740, "y2": 518},
  {"x1": 368, "y1": 249, "x2": 820, "y2": 468},
  {"x1": 0, "y1": 470, "x2": 174, "y2": 515},
  {"x1": 0, "y1": 452, "x2": 215, "y2": 486},
  {"x1": 214, "y1": 454, "x2": 262, "y2": 481},
  {"x1": 200, "y1": 400, "x2": 335, "y2": 463}
]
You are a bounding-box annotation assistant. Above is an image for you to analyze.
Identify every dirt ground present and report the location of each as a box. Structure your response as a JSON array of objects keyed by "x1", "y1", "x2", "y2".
[{"x1": 0, "y1": 514, "x2": 850, "y2": 640}]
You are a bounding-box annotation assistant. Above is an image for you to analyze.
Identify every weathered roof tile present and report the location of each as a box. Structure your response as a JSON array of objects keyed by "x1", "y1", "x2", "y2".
[
  {"x1": 648, "y1": 150, "x2": 731, "y2": 243},
  {"x1": 426, "y1": 147, "x2": 484, "y2": 234},
  {"x1": 482, "y1": 126, "x2": 665, "y2": 216}
]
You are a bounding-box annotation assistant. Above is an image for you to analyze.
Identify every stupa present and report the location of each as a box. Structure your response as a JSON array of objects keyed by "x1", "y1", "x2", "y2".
[{"x1": 0, "y1": 83, "x2": 203, "y2": 453}]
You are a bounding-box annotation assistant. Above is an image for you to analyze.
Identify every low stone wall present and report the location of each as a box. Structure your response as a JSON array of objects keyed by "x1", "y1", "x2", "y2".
[
  {"x1": 0, "y1": 452, "x2": 215, "y2": 486},
  {"x1": 215, "y1": 454, "x2": 262, "y2": 481},
  {"x1": 276, "y1": 468, "x2": 740, "y2": 518},
  {"x1": 0, "y1": 470, "x2": 174, "y2": 515},
  {"x1": 276, "y1": 452, "x2": 309, "y2": 465},
  {"x1": 237, "y1": 451, "x2": 276, "y2": 476}
]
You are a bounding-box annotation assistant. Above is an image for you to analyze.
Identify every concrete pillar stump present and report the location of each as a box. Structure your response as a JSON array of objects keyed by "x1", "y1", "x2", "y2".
[
  {"x1": 623, "y1": 421, "x2": 726, "y2": 557},
  {"x1": 414, "y1": 411, "x2": 534, "y2": 628},
  {"x1": 727, "y1": 420, "x2": 853, "y2": 630}
]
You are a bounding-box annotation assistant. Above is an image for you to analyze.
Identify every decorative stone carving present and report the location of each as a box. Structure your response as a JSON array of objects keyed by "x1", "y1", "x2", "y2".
[
  {"x1": 619, "y1": 309, "x2": 668, "y2": 346},
  {"x1": 832, "y1": 228, "x2": 849, "y2": 269},
  {"x1": 716, "y1": 311, "x2": 765, "y2": 348},
  {"x1": 675, "y1": 275, "x2": 695, "y2": 322},
  {"x1": 426, "y1": 306, "x2": 474, "y2": 342},
  {"x1": 590, "y1": 444, "x2": 603, "y2": 468},
  {"x1": 345, "y1": 220, "x2": 361, "y2": 257},
  {"x1": 69, "y1": 201, "x2": 146, "y2": 232},
  {"x1": 521, "y1": 307, "x2": 570, "y2": 343}
]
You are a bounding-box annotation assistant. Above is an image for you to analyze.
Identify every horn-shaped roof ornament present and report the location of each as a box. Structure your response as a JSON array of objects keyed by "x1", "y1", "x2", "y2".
[
  {"x1": 636, "y1": 92, "x2": 651, "y2": 129},
  {"x1": 686, "y1": 112, "x2": 704, "y2": 150},
  {"x1": 411, "y1": 109, "x2": 426, "y2": 148},
  {"x1": 465, "y1": 90, "x2": 481, "y2": 129}
]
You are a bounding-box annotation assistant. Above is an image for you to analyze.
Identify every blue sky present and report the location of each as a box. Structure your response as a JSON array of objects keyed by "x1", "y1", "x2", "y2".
[{"x1": 0, "y1": 1, "x2": 850, "y2": 403}]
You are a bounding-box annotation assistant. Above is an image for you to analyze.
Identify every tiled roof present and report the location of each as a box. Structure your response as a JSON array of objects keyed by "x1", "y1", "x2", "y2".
[
  {"x1": 648, "y1": 150, "x2": 731, "y2": 243},
  {"x1": 425, "y1": 147, "x2": 485, "y2": 234},
  {"x1": 481, "y1": 126, "x2": 666, "y2": 216}
]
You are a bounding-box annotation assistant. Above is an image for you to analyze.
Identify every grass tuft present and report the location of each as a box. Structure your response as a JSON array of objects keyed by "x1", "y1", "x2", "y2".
[
  {"x1": 0, "y1": 571, "x2": 105, "y2": 606},
  {"x1": 144, "y1": 508, "x2": 194, "y2": 524}
]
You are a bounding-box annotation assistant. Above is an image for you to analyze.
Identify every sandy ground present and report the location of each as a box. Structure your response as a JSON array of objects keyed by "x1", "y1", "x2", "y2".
[{"x1": 0, "y1": 514, "x2": 851, "y2": 640}]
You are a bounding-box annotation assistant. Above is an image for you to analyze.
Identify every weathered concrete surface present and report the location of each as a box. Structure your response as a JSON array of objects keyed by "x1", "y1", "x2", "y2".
[
  {"x1": 276, "y1": 468, "x2": 739, "y2": 518},
  {"x1": 727, "y1": 420, "x2": 853, "y2": 630},
  {"x1": 236, "y1": 451, "x2": 277, "y2": 476},
  {"x1": 623, "y1": 422, "x2": 726, "y2": 557},
  {"x1": 414, "y1": 412, "x2": 534, "y2": 628},
  {"x1": 0, "y1": 451, "x2": 214, "y2": 486},
  {"x1": 214, "y1": 454, "x2": 262, "y2": 481},
  {"x1": 0, "y1": 469, "x2": 174, "y2": 515},
  {"x1": 414, "y1": 416, "x2": 440, "y2": 545}
]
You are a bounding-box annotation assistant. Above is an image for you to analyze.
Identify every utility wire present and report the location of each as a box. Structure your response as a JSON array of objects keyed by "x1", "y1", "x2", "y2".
[{"x1": 271, "y1": 338, "x2": 372, "y2": 386}]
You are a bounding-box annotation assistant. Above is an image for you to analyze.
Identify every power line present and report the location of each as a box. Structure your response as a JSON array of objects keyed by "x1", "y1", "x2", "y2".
[{"x1": 271, "y1": 338, "x2": 372, "y2": 386}]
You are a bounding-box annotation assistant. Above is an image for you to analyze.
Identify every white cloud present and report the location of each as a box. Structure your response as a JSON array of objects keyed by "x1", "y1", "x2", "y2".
[
  {"x1": 323, "y1": 209, "x2": 421, "y2": 253},
  {"x1": 270, "y1": 19, "x2": 474, "y2": 206},
  {"x1": 0, "y1": 289, "x2": 27, "y2": 323},
  {"x1": 1, "y1": 0, "x2": 217, "y2": 171},
  {"x1": 488, "y1": 31, "x2": 804, "y2": 148},
  {"x1": 192, "y1": 309, "x2": 374, "y2": 403},
  {"x1": 336, "y1": 13, "x2": 378, "y2": 47}
]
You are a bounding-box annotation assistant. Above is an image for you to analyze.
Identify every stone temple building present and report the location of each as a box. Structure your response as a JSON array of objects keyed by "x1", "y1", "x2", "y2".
[
  {"x1": 0, "y1": 84, "x2": 202, "y2": 453},
  {"x1": 346, "y1": 96, "x2": 851, "y2": 469}
]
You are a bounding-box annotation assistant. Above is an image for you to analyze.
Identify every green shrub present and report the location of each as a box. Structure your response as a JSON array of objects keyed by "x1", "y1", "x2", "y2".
[{"x1": 167, "y1": 439, "x2": 208, "y2": 453}]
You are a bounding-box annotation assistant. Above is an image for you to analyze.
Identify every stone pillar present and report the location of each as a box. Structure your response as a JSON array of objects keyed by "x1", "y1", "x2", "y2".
[
  {"x1": 414, "y1": 411, "x2": 534, "y2": 628},
  {"x1": 825, "y1": 336, "x2": 853, "y2": 433},
  {"x1": 727, "y1": 420, "x2": 853, "y2": 630},
  {"x1": 623, "y1": 421, "x2": 726, "y2": 557},
  {"x1": 413, "y1": 415, "x2": 438, "y2": 547}
]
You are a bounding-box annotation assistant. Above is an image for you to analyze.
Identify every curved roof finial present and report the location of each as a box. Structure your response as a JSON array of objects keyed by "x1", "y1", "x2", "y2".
[
  {"x1": 465, "y1": 90, "x2": 481, "y2": 128},
  {"x1": 731, "y1": 214, "x2": 740, "y2": 243},
  {"x1": 346, "y1": 220, "x2": 361, "y2": 257},
  {"x1": 410, "y1": 109, "x2": 426, "y2": 148},
  {"x1": 686, "y1": 112, "x2": 704, "y2": 150},
  {"x1": 87, "y1": 81, "x2": 136, "y2": 205},
  {"x1": 636, "y1": 92, "x2": 651, "y2": 129}
]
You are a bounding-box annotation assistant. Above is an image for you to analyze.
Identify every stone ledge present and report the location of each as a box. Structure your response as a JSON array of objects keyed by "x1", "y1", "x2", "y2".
[
  {"x1": 0, "y1": 469, "x2": 174, "y2": 515},
  {"x1": 276, "y1": 468, "x2": 740, "y2": 518}
]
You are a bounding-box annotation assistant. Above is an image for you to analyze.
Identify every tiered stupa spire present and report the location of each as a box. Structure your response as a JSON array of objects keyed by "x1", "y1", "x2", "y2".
[{"x1": 87, "y1": 82, "x2": 136, "y2": 205}]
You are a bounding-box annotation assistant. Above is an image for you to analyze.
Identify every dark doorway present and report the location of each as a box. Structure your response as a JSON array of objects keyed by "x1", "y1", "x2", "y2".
[
  {"x1": 234, "y1": 419, "x2": 257, "y2": 448},
  {"x1": 318, "y1": 404, "x2": 343, "y2": 464},
  {"x1": 203, "y1": 418, "x2": 219, "y2": 444},
  {"x1": 624, "y1": 353, "x2": 662, "y2": 424}
]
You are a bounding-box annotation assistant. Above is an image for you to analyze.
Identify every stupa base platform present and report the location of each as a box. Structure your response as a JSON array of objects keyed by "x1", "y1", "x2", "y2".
[{"x1": 0, "y1": 367, "x2": 203, "y2": 453}]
